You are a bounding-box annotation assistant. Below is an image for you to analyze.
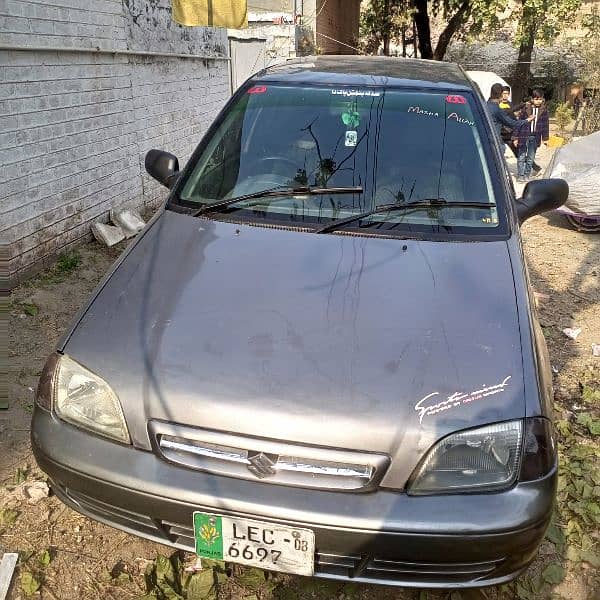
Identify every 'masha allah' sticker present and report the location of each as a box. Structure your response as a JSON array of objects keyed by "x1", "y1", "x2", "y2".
[{"x1": 332, "y1": 89, "x2": 381, "y2": 97}]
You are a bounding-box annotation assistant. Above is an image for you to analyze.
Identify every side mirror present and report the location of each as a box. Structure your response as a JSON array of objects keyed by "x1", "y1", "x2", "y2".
[
  {"x1": 145, "y1": 149, "x2": 180, "y2": 189},
  {"x1": 516, "y1": 179, "x2": 569, "y2": 225}
]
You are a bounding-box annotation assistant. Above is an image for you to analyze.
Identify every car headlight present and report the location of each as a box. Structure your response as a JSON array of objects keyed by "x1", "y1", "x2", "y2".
[
  {"x1": 407, "y1": 420, "x2": 523, "y2": 495},
  {"x1": 38, "y1": 354, "x2": 130, "y2": 444}
]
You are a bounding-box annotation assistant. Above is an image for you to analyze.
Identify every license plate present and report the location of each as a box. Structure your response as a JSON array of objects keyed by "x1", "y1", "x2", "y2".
[{"x1": 193, "y1": 512, "x2": 315, "y2": 576}]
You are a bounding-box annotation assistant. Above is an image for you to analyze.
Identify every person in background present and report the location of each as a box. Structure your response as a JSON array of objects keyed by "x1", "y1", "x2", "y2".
[
  {"x1": 499, "y1": 86, "x2": 516, "y2": 151},
  {"x1": 499, "y1": 86, "x2": 512, "y2": 111},
  {"x1": 512, "y1": 89, "x2": 550, "y2": 183},
  {"x1": 573, "y1": 94, "x2": 582, "y2": 118},
  {"x1": 500, "y1": 86, "x2": 541, "y2": 174},
  {"x1": 487, "y1": 83, "x2": 531, "y2": 144}
]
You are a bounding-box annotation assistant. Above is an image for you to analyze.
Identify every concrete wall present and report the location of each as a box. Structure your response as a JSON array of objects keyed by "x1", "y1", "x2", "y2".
[
  {"x1": 0, "y1": 0, "x2": 230, "y2": 288},
  {"x1": 249, "y1": 0, "x2": 294, "y2": 12},
  {"x1": 231, "y1": 1, "x2": 297, "y2": 67},
  {"x1": 230, "y1": 22, "x2": 296, "y2": 67}
]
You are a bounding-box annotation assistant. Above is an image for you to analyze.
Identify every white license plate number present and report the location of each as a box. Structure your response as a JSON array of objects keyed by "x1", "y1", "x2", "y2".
[{"x1": 193, "y1": 512, "x2": 315, "y2": 576}]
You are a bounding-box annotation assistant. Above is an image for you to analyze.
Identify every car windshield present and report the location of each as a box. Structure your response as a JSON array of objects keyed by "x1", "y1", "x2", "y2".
[{"x1": 177, "y1": 84, "x2": 502, "y2": 235}]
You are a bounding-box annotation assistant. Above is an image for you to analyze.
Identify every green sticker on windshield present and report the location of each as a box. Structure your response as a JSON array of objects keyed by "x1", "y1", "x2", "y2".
[
  {"x1": 342, "y1": 109, "x2": 360, "y2": 128},
  {"x1": 341, "y1": 98, "x2": 360, "y2": 129}
]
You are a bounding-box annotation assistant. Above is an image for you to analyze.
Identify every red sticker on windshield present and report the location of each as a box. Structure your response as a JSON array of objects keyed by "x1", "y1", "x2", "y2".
[
  {"x1": 446, "y1": 95, "x2": 466, "y2": 104},
  {"x1": 247, "y1": 85, "x2": 267, "y2": 94}
]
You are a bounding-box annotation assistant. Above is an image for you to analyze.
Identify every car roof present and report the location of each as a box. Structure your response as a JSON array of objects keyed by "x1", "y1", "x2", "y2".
[{"x1": 253, "y1": 55, "x2": 473, "y2": 92}]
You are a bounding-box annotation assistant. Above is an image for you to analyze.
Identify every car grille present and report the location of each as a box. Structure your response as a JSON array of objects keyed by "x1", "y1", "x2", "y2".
[
  {"x1": 160, "y1": 520, "x2": 503, "y2": 582},
  {"x1": 149, "y1": 421, "x2": 389, "y2": 492}
]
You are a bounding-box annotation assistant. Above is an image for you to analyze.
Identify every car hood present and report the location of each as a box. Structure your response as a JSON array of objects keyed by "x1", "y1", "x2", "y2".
[{"x1": 63, "y1": 210, "x2": 525, "y2": 487}]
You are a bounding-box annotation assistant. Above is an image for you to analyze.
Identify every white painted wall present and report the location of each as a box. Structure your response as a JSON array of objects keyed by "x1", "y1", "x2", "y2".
[{"x1": 0, "y1": 0, "x2": 231, "y2": 287}]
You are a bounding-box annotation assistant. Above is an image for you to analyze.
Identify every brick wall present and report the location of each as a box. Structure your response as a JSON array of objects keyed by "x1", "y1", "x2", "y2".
[{"x1": 0, "y1": 0, "x2": 230, "y2": 288}]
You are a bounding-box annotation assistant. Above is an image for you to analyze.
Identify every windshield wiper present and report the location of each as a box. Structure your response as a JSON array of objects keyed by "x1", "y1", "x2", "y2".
[
  {"x1": 192, "y1": 185, "x2": 363, "y2": 216},
  {"x1": 313, "y1": 199, "x2": 496, "y2": 234}
]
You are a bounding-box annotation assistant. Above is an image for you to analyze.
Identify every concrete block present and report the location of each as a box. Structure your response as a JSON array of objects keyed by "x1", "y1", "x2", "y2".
[{"x1": 92, "y1": 222, "x2": 125, "y2": 246}]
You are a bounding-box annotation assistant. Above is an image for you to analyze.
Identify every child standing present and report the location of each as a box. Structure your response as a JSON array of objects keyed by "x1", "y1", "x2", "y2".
[{"x1": 512, "y1": 89, "x2": 549, "y2": 182}]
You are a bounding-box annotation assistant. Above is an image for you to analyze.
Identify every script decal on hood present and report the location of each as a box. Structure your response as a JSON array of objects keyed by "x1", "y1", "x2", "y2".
[{"x1": 414, "y1": 376, "x2": 512, "y2": 424}]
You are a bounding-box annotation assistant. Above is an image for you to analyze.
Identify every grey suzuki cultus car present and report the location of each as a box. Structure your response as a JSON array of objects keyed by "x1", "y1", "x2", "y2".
[{"x1": 33, "y1": 57, "x2": 568, "y2": 588}]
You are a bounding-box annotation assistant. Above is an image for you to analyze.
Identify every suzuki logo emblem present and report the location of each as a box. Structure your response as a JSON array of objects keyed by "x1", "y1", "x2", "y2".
[{"x1": 247, "y1": 452, "x2": 278, "y2": 479}]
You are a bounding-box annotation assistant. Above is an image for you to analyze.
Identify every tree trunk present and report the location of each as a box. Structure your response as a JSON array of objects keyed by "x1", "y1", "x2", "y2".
[
  {"x1": 383, "y1": 0, "x2": 391, "y2": 55},
  {"x1": 413, "y1": 0, "x2": 433, "y2": 59},
  {"x1": 512, "y1": 14, "x2": 537, "y2": 104},
  {"x1": 433, "y1": 0, "x2": 471, "y2": 61}
]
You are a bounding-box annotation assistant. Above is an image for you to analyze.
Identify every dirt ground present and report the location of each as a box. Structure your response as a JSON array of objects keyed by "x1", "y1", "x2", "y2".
[{"x1": 2, "y1": 146, "x2": 599, "y2": 600}]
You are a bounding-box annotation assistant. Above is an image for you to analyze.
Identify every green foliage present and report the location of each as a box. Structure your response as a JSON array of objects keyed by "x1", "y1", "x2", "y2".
[
  {"x1": 14, "y1": 467, "x2": 28, "y2": 484},
  {"x1": 56, "y1": 251, "x2": 81, "y2": 273},
  {"x1": 34, "y1": 249, "x2": 83, "y2": 285},
  {"x1": 554, "y1": 101, "x2": 574, "y2": 134},
  {"x1": 529, "y1": 371, "x2": 600, "y2": 598},
  {"x1": 359, "y1": 0, "x2": 413, "y2": 55},
  {"x1": 579, "y1": 548, "x2": 600, "y2": 567},
  {"x1": 359, "y1": 0, "x2": 508, "y2": 58},
  {"x1": 143, "y1": 553, "x2": 231, "y2": 600},
  {"x1": 275, "y1": 588, "x2": 299, "y2": 600},
  {"x1": 582, "y1": 385, "x2": 600, "y2": 404},
  {"x1": 20, "y1": 571, "x2": 41, "y2": 596},
  {"x1": 186, "y1": 570, "x2": 215, "y2": 600},
  {"x1": 545, "y1": 521, "x2": 567, "y2": 551},
  {"x1": 581, "y1": 5, "x2": 600, "y2": 38},
  {"x1": 113, "y1": 571, "x2": 132, "y2": 584},
  {"x1": 235, "y1": 567, "x2": 266, "y2": 590},
  {"x1": 514, "y1": 0, "x2": 583, "y2": 46},
  {"x1": 439, "y1": 0, "x2": 507, "y2": 42},
  {"x1": 144, "y1": 554, "x2": 183, "y2": 599},
  {"x1": 21, "y1": 303, "x2": 38, "y2": 316},
  {"x1": 576, "y1": 413, "x2": 600, "y2": 436},
  {"x1": 19, "y1": 550, "x2": 35, "y2": 563},
  {"x1": 555, "y1": 422, "x2": 600, "y2": 563},
  {"x1": 38, "y1": 550, "x2": 52, "y2": 568},
  {"x1": 0, "y1": 508, "x2": 19, "y2": 529},
  {"x1": 542, "y1": 562, "x2": 566, "y2": 585}
]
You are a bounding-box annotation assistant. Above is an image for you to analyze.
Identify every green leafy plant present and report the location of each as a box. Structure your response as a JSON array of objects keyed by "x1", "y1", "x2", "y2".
[
  {"x1": 0, "y1": 508, "x2": 19, "y2": 529},
  {"x1": 554, "y1": 102, "x2": 575, "y2": 135},
  {"x1": 56, "y1": 251, "x2": 81, "y2": 273},
  {"x1": 576, "y1": 413, "x2": 600, "y2": 436},
  {"x1": 39, "y1": 550, "x2": 52, "y2": 568},
  {"x1": 143, "y1": 553, "x2": 230, "y2": 600},
  {"x1": 20, "y1": 571, "x2": 41, "y2": 596},
  {"x1": 21, "y1": 303, "x2": 39, "y2": 316},
  {"x1": 14, "y1": 467, "x2": 28, "y2": 484},
  {"x1": 582, "y1": 385, "x2": 600, "y2": 403},
  {"x1": 542, "y1": 562, "x2": 566, "y2": 585}
]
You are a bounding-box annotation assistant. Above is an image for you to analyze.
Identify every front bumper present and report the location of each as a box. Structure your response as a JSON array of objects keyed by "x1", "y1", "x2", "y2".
[{"x1": 32, "y1": 409, "x2": 556, "y2": 588}]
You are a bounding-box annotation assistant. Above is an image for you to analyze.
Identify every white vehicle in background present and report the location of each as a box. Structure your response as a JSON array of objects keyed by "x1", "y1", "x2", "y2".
[
  {"x1": 545, "y1": 130, "x2": 600, "y2": 232},
  {"x1": 466, "y1": 70, "x2": 511, "y2": 102}
]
